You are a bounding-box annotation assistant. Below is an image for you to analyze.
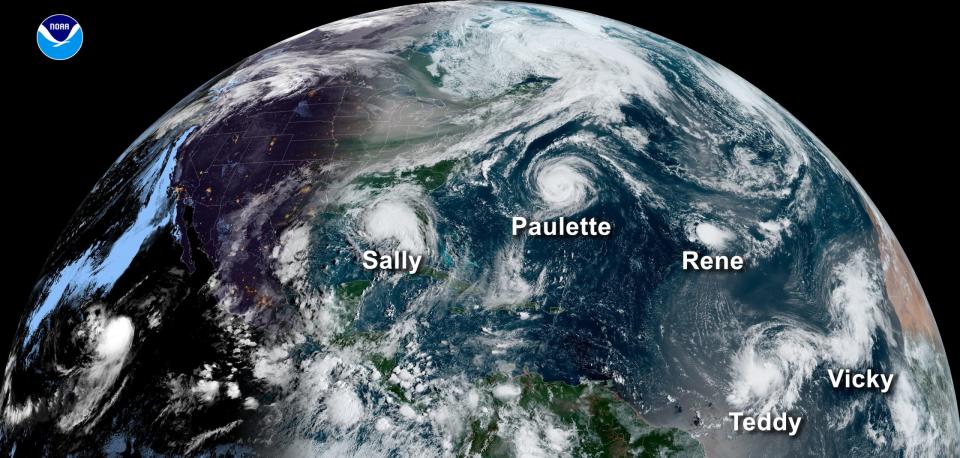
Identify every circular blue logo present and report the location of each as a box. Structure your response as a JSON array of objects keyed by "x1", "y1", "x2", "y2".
[{"x1": 37, "y1": 14, "x2": 83, "y2": 60}]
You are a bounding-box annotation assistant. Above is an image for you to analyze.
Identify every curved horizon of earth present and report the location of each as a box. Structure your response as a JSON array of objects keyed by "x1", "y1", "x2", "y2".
[{"x1": 2, "y1": 2, "x2": 957, "y2": 456}]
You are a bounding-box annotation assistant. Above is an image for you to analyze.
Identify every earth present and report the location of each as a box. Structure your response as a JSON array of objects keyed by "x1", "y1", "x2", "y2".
[{"x1": 2, "y1": 2, "x2": 958, "y2": 456}]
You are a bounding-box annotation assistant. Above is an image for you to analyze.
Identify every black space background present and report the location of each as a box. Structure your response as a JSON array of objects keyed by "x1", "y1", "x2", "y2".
[{"x1": 6, "y1": 2, "x2": 956, "y2": 391}]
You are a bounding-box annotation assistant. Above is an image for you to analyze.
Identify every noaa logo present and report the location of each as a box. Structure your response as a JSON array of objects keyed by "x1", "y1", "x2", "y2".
[{"x1": 37, "y1": 14, "x2": 83, "y2": 60}]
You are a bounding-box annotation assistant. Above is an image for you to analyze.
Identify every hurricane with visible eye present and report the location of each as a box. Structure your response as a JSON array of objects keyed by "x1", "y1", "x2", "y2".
[
  {"x1": 1, "y1": 2, "x2": 957, "y2": 457},
  {"x1": 529, "y1": 156, "x2": 598, "y2": 217}
]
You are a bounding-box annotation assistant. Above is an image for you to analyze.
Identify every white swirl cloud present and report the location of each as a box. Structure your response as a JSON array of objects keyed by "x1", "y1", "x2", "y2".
[
  {"x1": 528, "y1": 156, "x2": 598, "y2": 217},
  {"x1": 359, "y1": 184, "x2": 438, "y2": 258},
  {"x1": 726, "y1": 250, "x2": 891, "y2": 414}
]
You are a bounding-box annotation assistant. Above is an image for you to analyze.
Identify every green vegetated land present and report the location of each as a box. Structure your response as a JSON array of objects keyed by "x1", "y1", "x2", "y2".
[
  {"x1": 366, "y1": 355, "x2": 704, "y2": 458},
  {"x1": 354, "y1": 159, "x2": 459, "y2": 191},
  {"x1": 463, "y1": 373, "x2": 704, "y2": 458},
  {"x1": 462, "y1": 374, "x2": 704, "y2": 457}
]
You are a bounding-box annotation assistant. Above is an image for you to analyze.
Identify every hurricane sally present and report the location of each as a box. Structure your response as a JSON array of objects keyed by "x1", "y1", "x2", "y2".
[{"x1": 2, "y1": 2, "x2": 957, "y2": 456}]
